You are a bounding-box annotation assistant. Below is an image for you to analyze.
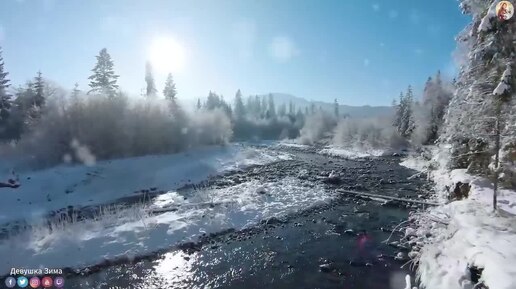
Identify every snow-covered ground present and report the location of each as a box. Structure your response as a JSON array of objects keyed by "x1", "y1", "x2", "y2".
[
  {"x1": 319, "y1": 145, "x2": 387, "y2": 159},
  {"x1": 401, "y1": 148, "x2": 516, "y2": 289},
  {"x1": 0, "y1": 177, "x2": 332, "y2": 273},
  {"x1": 0, "y1": 144, "x2": 291, "y2": 224}
]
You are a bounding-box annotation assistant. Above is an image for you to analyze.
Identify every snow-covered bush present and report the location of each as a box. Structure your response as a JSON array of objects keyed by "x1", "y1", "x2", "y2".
[
  {"x1": 298, "y1": 111, "x2": 336, "y2": 145},
  {"x1": 7, "y1": 92, "x2": 232, "y2": 167},
  {"x1": 333, "y1": 117, "x2": 407, "y2": 150}
]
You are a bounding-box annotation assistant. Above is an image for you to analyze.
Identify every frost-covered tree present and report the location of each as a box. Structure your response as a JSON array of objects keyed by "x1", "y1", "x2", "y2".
[
  {"x1": 334, "y1": 98, "x2": 339, "y2": 118},
  {"x1": 412, "y1": 71, "x2": 452, "y2": 144},
  {"x1": 0, "y1": 47, "x2": 12, "y2": 130},
  {"x1": 33, "y1": 71, "x2": 45, "y2": 108},
  {"x1": 393, "y1": 87, "x2": 415, "y2": 139},
  {"x1": 267, "y1": 93, "x2": 276, "y2": 119},
  {"x1": 278, "y1": 103, "x2": 287, "y2": 117},
  {"x1": 145, "y1": 61, "x2": 158, "y2": 98},
  {"x1": 88, "y1": 48, "x2": 119, "y2": 97},
  {"x1": 196, "y1": 98, "x2": 202, "y2": 110},
  {"x1": 163, "y1": 73, "x2": 177, "y2": 100},
  {"x1": 233, "y1": 89, "x2": 245, "y2": 119},
  {"x1": 441, "y1": 0, "x2": 516, "y2": 193}
]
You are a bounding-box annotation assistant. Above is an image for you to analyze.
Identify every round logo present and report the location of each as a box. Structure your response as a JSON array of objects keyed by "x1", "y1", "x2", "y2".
[
  {"x1": 17, "y1": 276, "x2": 29, "y2": 288},
  {"x1": 41, "y1": 276, "x2": 53, "y2": 288},
  {"x1": 29, "y1": 277, "x2": 40, "y2": 289},
  {"x1": 496, "y1": 1, "x2": 514, "y2": 21},
  {"x1": 4, "y1": 277, "x2": 16, "y2": 288},
  {"x1": 54, "y1": 276, "x2": 65, "y2": 288}
]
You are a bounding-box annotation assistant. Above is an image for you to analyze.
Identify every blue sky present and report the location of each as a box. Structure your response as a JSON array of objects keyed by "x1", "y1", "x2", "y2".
[{"x1": 0, "y1": 0, "x2": 469, "y2": 106}]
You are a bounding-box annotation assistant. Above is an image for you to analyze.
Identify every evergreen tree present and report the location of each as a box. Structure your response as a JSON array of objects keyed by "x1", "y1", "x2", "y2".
[
  {"x1": 334, "y1": 98, "x2": 339, "y2": 118},
  {"x1": 88, "y1": 48, "x2": 119, "y2": 97},
  {"x1": 261, "y1": 96, "x2": 268, "y2": 118},
  {"x1": 206, "y1": 91, "x2": 220, "y2": 110},
  {"x1": 288, "y1": 101, "x2": 295, "y2": 115},
  {"x1": 254, "y1": 95, "x2": 262, "y2": 117},
  {"x1": 163, "y1": 73, "x2": 177, "y2": 100},
  {"x1": 267, "y1": 93, "x2": 276, "y2": 119},
  {"x1": 310, "y1": 103, "x2": 316, "y2": 114},
  {"x1": 0, "y1": 47, "x2": 12, "y2": 127},
  {"x1": 278, "y1": 103, "x2": 287, "y2": 117},
  {"x1": 196, "y1": 98, "x2": 202, "y2": 110},
  {"x1": 393, "y1": 92, "x2": 404, "y2": 135},
  {"x1": 396, "y1": 86, "x2": 415, "y2": 138},
  {"x1": 145, "y1": 61, "x2": 158, "y2": 98},
  {"x1": 233, "y1": 89, "x2": 246, "y2": 119},
  {"x1": 33, "y1": 71, "x2": 45, "y2": 108}
]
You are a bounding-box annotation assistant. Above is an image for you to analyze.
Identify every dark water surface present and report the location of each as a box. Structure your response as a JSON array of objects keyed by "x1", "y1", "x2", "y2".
[{"x1": 61, "y1": 147, "x2": 430, "y2": 289}]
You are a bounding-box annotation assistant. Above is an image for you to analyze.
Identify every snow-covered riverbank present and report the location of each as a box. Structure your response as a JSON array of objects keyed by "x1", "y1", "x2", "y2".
[
  {"x1": 401, "y1": 149, "x2": 516, "y2": 289},
  {"x1": 0, "y1": 144, "x2": 291, "y2": 224}
]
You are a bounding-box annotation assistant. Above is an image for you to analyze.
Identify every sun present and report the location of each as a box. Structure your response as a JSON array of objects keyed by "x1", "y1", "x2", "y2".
[{"x1": 148, "y1": 36, "x2": 186, "y2": 75}]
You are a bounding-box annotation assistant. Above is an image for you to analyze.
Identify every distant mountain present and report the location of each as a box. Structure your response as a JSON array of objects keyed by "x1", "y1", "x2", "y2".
[{"x1": 260, "y1": 93, "x2": 394, "y2": 118}]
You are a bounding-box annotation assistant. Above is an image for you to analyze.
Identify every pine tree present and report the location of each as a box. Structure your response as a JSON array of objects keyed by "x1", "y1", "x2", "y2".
[
  {"x1": 254, "y1": 95, "x2": 262, "y2": 117},
  {"x1": 288, "y1": 101, "x2": 295, "y2": 116},
  {"x1": 334, "y1": 98, "x2": 339, "y2": 118},
  {"x1": 33, "y1": 71, "x2": 45, "y2": 108},
  {"x1": 278, "y1": 103, "x2": 287, "y2": 117},
  {"x1": 88, "y1": 48, "x2": 119, "y2": 97},
  {"x1": 267, "y1": 93, "x2": 276, "y2": 119},
  {"x1": 163, "y1": 73, "x2": 177, "y2": 100},
  {"x1": 233, "y1": 89, "x2": 246, "y2": 119},
  {"x1": 0, "y1": 47, "x2": 12, "y2": 126},
  {"x1": 145, "y1": 61, "x2": 157, "y2": 98},
  {"x1": 393, "y1": 92, "x2": 404, "y2": 132},
  {"x1": 196, "y1": 98, "x2": 202, "y2": 110},
  {"x1": 401, "y1": 85, "x2": 415, "y2": 138}
]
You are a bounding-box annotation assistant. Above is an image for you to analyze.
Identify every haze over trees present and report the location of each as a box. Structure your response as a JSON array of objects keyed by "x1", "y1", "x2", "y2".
[{"x1": 0, "y1": 33, "x2": 464, "y2": 174}]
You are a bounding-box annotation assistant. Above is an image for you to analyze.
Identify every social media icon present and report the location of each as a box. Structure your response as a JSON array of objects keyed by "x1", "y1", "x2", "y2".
[
  {"x1": 41, "y1": 276, "x2": 53, "y2": 288},
  {"x1": 54, "y1": 277, "x2": 65, "y2": 288},
  {"x1": 4, "y1": 277, "x2": 16, "y2": 288},
  {"x1": 17, "y1": 276, "x2": 29, "y2": 288},
  {"x1": 29, "y1": 277, "x2": 40, "y2": 288}
]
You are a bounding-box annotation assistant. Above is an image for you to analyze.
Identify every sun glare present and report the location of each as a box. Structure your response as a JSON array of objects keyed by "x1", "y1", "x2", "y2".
[{"x1": 148, "y1": 36, "x2": 186, "y2": 74}]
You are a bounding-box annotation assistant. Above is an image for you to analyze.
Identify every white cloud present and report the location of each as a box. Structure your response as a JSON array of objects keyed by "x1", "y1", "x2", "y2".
[
  {"x1": 389, "y1": 10, "x2": 399, "y2": 19},
  {"x1": 232, "y1": 19, "x2": 256, "y2": 61},
  {"x1": 372, "y1": 3, "x2": 380, "y2": 11},
  {"x1": 268, "y1": 36, "x2": 299, "y2": 62}
]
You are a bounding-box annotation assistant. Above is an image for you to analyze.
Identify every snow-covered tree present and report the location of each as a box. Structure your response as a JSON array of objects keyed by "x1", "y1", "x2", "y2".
[
  {"x1": 393, "y1": 87, "x2": 415, "y2": 139},
  {"x1": 233, "y1": 89, "x2": 245, "y2": 119},
  {"x1": 0, "y1": 47, "x2": 12, "y2": 131},
  {"x1": 334, "y1": 99, "x2": 339, "y2": 118},
  {"x1": 267, "y1": 93, "x2": 276, "y2": 119},
  {"x1": 88, "y1": 48, "x2": 119, "y2": 97},
  {"x1": 196, "y1": 98, "x2": 202, "y2": 110},
  {"x1": 163, "y1": 73, "x2": 177, "y2": 100},
  {"x1": 33, "y1": 71, "x2": 45, "y2": 108},
  {"x1": 145, "y1": 61, "x2": 157, "y2": 98},
  {"x1": 441, "y1": 0, "x2": 516, "y2": 194}
]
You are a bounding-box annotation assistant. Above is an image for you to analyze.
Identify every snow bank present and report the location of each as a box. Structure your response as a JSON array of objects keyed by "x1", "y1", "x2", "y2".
[
  {"x1": 319, "y1": 145, "x2": 386, "y2": 159},
  {"x1": 401, "y1": 151, "x2": 516, "y2": 289},
  {"x1": 0, "y1": 177, "x2": 331, "y2": 272},
  {"x1": 0, "y1": 144, "x2": 292, "y2": 224}
]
